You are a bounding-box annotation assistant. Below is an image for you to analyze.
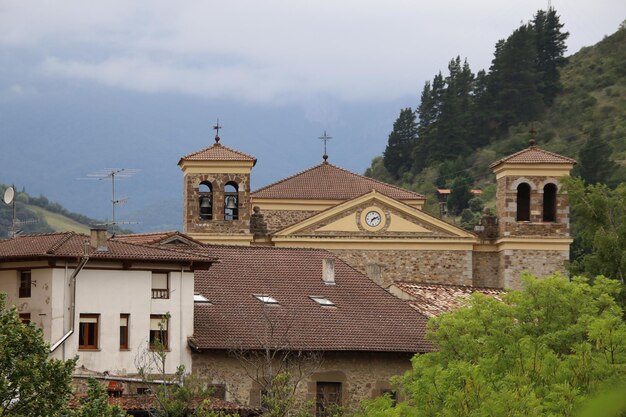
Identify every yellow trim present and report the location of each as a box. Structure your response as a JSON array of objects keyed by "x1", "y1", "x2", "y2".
[
  {"x1": 360, "y1": 207, "x2": 386, "y2": 232},
  {"x1": 251, "y1": 198, "x2": 425, "y2": 211},
  {"x1": 271, "y1": 236, "x2": 475, "y2": 250},
  {"x1": 180, "y1": 160, "x2": 255, "y2": 174},
  {"x1": 496, "y1": 237, "x2": 572, "y2": 251},
  {"x1": 274, "y1": 190, "x2": 475, "y2": 238},
  {"x1": 493, "y1": 163, "x2": 573, "y2": 180},
  {"x1": 186, "y1": 233, "x2": 253, "y2": 245},
  {"x1": 316, "y1": 214, "x2": 360, "y2": 232},
  {"x1": 388, "y1": 215, "x2": 430, "y2": 233}
]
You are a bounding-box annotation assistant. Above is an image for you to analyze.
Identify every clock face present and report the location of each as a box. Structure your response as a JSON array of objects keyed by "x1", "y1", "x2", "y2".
[{"x1": 365, "y1": 210, "x2": 382, "y2": 227}]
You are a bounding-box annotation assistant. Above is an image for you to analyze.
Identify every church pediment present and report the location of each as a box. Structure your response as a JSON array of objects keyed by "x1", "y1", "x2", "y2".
[{"x1": 273, "y1": 191, "x2": 474, "y2": 239}]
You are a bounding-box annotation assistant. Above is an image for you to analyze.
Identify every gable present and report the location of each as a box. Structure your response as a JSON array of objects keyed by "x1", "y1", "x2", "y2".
[{"x1": 274, "y1": 191, "x2": 475, "y2": 239}]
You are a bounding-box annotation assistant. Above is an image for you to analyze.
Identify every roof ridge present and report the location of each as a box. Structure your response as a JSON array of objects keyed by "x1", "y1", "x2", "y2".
[
  {"x1": 180, "y1": 143, "x2": 256, "y2": 161},
  {"x1": 46, "y1": 232, "x2": 77, "y2": 255},
  {"x1": 489, "y1": 145, "x2": 577, "y2": 168},
  {"x1": 252, "y1": 162, "x2": 425, "y2": 199}
]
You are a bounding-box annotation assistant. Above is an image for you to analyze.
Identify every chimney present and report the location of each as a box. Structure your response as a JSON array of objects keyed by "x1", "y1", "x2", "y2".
[
  {"x1": 322, "y1": 258, "x2": 335, "y2": 284},
  {"x1": 90, "y1": 226, "x2": 108, "y2": 252}
]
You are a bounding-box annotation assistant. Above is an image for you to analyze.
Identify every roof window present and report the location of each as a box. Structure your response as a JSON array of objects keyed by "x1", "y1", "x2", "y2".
[
  {"x1": 254, "y1": 294, "x2": 278, "y2": 304},
  {"x1": 310, "y1": 296, "x2": 335, "y2": 307},
  {"x1": 194, "y1": 293, "x2": 212, "y2": 304}
]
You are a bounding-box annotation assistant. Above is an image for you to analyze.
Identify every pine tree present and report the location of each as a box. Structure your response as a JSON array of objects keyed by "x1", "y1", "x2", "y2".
[
  {"x1": 533, "y1": 8, "x2": 569, "y2": 106},
  {"x1": 383, "y1": 108, "x2": 418, "y2": 179},
  {"x1": 577, "y1": 129, "x2": 617, "y2": 185}
]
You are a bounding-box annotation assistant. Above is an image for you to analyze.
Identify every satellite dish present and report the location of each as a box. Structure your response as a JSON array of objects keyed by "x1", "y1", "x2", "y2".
[{"x1": 3, "y1": 187, "x2": 15, "y2": 205}]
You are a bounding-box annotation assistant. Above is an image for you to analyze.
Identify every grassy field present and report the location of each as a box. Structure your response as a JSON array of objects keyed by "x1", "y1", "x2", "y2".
[{"x1": 28, "y1": 205, "x2": 91, "y2": 234}]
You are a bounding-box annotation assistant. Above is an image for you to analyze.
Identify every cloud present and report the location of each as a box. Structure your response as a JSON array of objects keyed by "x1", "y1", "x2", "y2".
[{"x1": 4, "y1": 0, "x2": 626, "y2": 103}]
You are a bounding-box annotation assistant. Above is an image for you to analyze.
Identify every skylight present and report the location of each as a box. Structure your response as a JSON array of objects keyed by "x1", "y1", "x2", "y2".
[
  {"x1": 194, "y1": 293, "x2": 211, "y2": 304},
  {"x1": 310, "y1": 296, "x2": 335, "y2": 307},
  {"x1": 254, "y1": 294, "x2": 278, "y2": 304}
]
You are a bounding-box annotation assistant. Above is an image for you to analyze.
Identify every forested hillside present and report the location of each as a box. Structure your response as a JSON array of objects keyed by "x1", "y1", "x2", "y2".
[{"x1": 366, "y1": 10, "x2": 626, "y2": 219}]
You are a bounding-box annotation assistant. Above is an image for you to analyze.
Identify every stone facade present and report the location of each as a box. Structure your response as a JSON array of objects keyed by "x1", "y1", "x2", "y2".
[
  {"x1": 329, "y1": 248, "x2": 473, "y2": 288},
  {"x1": 192, "y1": 350, "x2": 412, "y2": 413},
  {"x1": 500, "y1": 248, "x2": 569, "y2": 289},
  {"x1": 496, "y1": 175, "x2": 570, "y2": 238},
  {"x1": 184, "y1": 172, "x2": 252, "y2": 235},
  {"x1": 472, "y1": 251, "x2": 500, "y2": 288},
  {"x1": 261, "y1": 209, "x2": 318, "y2": 233}
]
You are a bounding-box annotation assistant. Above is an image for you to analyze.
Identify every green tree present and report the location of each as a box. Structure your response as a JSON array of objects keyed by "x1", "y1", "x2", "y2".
[
  {"x1": 533, "y1": 8, "x2": 569, "y2": 106},
  {"x1": 0, "y1": 293, "x2": 77, "y2": 416},
  {"x1": 71, "y1": 379, "x2": 127, "y2": 417},
  {"x1": 446, "y1": 176, "x2": 473, "y2": 216},
  {"x1": 565, "y1": 177, "x2": 626, "y2": 284},
  {"x1": 576, "y1": 131, "x2": 617, "y2": 185},
  {"x1": 383, "y1": 108, "x2": 418, "y2": 179},
  {"x1": 360, "y1": 275, "x2": 626, "y2": 417}
]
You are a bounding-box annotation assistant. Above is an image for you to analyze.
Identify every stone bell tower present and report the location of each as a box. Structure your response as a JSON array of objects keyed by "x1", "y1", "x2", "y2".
[
  {"x1": 489, "y1": 141, "x2": 576, "y2": 289},
  {"x1": 178, "y1": 128, "x2": 257, "y2": 245}
]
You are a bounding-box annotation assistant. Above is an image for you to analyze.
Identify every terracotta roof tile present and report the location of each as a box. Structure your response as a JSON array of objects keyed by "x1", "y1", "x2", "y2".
[
  {"x1": 0, "y1": 232, "x2": 214, "y2": 265},
  {"x1": 490, "y1": 146, "x2": 577, "y2": 169},
  {"x1": 252, "y1": 162, "x2": 425, "y2": 201},
  {"x1": 179, "y1": 143, "x2": 256, "y2": 164},
  {"x1": 192, "y1": 245, "x2": 433, "y2": 353},
  {"x1": 113, "y1": 231, "x2": 204, "y2": 246},
  {"x1": 393, "y1": 282, "x2": 504, "y2": 318}
]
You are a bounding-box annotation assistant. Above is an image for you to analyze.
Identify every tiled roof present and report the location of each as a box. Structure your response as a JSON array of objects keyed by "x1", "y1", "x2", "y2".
[
  {"x1": 113, "y1": 231, "x2": 204, "y2": 246},
  {"x1": 192, "y1": 245, "x2": 433, "y2": 353},
  {"x1": 252, "y1": 162, "x2": 425, "y2": 200},
  {"x1": 490, "y1": 146, "x2": 577, "y2": 169},
  {"x1": 69, "y1": 393, "x2": 261, "y2": 415},
  {"x1": 0, "y1": 232, "x2": 214, "y2": 265},
  {"x1": 179, "y1": 142, "x2": 257, "y2": 164},
  {"x1": 393, "y1": 282, "x2": 504, "y2": 318}
]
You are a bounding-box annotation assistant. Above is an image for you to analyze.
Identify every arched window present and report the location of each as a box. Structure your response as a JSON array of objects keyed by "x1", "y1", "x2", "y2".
[
  {"x1": 198, "y1": 182, "x2": 212, "y2": 220},
  {"x1": 543, "y1": 183, "x2": 557, "y2": 222},
  {"x1": 224, "y1": 182, "x2": 239, "y2": 220},
  {"x1": 516, "y1": 183, "x2": 530, "y2": 221}
]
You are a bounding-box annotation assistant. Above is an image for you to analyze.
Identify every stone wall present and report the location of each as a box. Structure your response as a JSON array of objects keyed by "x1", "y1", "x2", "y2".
[
  {"x1": 184, "y1": 173, "x2": 252, "y2": 235},
  {"x1": 472, "y1": 251, "x2": 500, "y2": 288},
  {"x1": 329, "y1": 248, "x2": 473, "y2": 288},
  {"x1": 500, "y1": 249, "x2": 569, "y2": 289},
  {"x1": 260, "y1": 209, "x2": 318, "y2": 232},
  {"x1": 192, "y1": 350, "x2": 413, "y2": 413},
  {"x1": 496, "y1": 175, "x2": 570, "y2": 238}
]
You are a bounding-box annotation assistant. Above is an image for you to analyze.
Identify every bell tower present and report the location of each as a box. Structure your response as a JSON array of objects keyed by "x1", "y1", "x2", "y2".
[
  {"x1": 178, "y1": 126, "x2": 257, "y2": 245},
  {"x1": 489, "y1": 141, "x2": 576, "y2": 289}
]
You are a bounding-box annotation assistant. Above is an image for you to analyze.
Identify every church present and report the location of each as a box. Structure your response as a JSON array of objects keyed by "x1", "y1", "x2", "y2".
[{"x1": 178, "y1": 132, "x2": 576, "y2": 291}]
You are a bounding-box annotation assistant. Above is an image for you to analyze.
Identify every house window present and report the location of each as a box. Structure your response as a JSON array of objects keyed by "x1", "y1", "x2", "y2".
[
  {"x1": 198, "y1": 181, "x2": 213, "y2": 220},
  {"x1": 120, "y1": 314, "x2": 130, "y2": 350},
  {"x1": 543, "y1": 183, "x2": 557, "y2": 222},
  {"x1": 79, "y1": 314, "x2": 99, "y2": 350},
  {"x1": 19, "y1": 313, "x2": 31, "y2": 325},
  {"x1": 254, "y1": 294, "x2": 278, "y2": 304},
  {"x1": 19, "y1": 270, "x2": 31, "y2": 298},
  {"x1": 152, "y1": 273, "x2": 169, "y2": 299},
  {"x1": 310, "y1": 296, "x2": 336, "y2": 307},
  {"x1": 149, "y1": 315, "x2": 168, "y2": 350},
  {"x1": 224, "y1": 182, "x2": 239, "y2": 220},
  {"x1": 316, "y1": 382, "x2": 342, "y2": 417},
  {"x1": 516, "y1": 183, "x2": 531, "y2": 221}
]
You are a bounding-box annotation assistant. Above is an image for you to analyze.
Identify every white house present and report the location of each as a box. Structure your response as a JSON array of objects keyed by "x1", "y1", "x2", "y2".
[{"x1": 0, "y1": 227, "x2": 213, "y2": 375}]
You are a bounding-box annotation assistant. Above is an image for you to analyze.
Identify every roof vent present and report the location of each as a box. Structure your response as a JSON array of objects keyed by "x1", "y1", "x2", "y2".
[
  {"x1": 90, "y1": 226, "x2": 108, "y2": 252},
  {"x1": 322, "y1": 258, "x2": 335, "y2": 285}
]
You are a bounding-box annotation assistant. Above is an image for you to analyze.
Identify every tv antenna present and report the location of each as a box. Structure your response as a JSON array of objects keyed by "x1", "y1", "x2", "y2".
[
  {"x1": 78, "y1": 168, "x2": 140, "y2": 228},
  {"x1": 3, "y1": 186, "x2": 38, "y2": 238}
]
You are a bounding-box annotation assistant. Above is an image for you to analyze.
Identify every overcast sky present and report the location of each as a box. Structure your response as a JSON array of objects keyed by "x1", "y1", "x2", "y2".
[
  {"x1": 2, "y1": 1, "x2": 624, "y2": 106},
  {"x1": 0, "y1": 1, "x2": 624, "y2": 227}
]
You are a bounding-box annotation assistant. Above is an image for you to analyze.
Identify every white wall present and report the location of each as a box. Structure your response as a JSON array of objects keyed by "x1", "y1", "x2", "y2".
[{"x1": 1, "y1": 263, "x2": 195, "y2": 376}]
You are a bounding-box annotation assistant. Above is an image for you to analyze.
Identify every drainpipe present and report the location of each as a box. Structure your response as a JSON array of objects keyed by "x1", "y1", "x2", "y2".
[
  {"x1": 50, "y1": 246, "x2": 90, "y2": 353},
  {"x1": 179, "y1": 266, "x2": 184, "y2": 373}
]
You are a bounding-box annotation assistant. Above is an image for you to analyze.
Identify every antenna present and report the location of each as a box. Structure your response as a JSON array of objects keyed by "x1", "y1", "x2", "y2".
[
  {"x1": 78, "y1": 168, "x2": 140, "y2": 229},
  {"x1": 2, "y1": 186, "x2": 38, "y2": 238}
]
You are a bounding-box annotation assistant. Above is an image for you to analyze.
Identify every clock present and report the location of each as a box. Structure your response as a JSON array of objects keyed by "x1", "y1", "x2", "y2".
[{"x1": 365, "y1": 210, "x2": 382, "y2": 227}]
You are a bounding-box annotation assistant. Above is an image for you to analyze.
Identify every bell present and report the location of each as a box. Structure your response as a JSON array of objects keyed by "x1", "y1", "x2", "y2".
[
  {"x1": 225, "y1": 196, "x2": 237, "y2": 209},
  {"x1": 200, "y1": 197, "x2": 212, "y2": 208}
]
